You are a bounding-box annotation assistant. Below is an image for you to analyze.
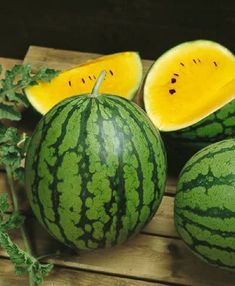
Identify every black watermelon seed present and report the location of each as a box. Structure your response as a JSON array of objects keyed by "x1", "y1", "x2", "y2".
[
  {"x1": 171, "y1": 78, "x2": 176, "y2": 83},
  {"x1": 169, "y1": 89, "x2": 176, "y2": 95},
  {"x1": 82, "y1": 78, "x2": 85, "y2": 84}
]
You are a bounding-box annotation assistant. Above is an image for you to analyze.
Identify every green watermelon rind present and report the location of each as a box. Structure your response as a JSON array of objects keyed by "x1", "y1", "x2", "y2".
[
  {"x1": 174, "y1": 139, "x2": 235, "y2": 270},
  {"x1": 167, "y1": 99, "x2": 235, "y2": 143}
]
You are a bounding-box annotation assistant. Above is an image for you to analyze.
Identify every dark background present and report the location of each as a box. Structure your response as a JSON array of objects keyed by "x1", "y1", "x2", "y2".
[{"x1": 1, "y1": 0, "x2": 235, "y2": 60}]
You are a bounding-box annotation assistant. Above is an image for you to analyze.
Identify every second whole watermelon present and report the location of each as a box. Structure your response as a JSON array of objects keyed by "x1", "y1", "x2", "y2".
[
  {"x1": 175, "y1": 139, "x2": 235, "y2": 269},
  {"x1": 25, "y1": 91, "x2": 167, "y2": 250}
]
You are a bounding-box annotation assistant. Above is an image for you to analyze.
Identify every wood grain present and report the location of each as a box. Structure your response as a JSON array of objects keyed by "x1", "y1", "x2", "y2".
[
  {"x1": 23, "y1": 46, "x2": 153, "y2": 75},
  {"x1": 24, "y1": 46, "x2": 102, "y2": 71},
  {"x1": 0, "y1": 57, "x2": 22, "y2": 71},
  {"x1": 144, "y1": 196, "x2": 176, "y2": 237},
  {"x1": 0, "y1": 258, "x2": 163, "y2": 286}
]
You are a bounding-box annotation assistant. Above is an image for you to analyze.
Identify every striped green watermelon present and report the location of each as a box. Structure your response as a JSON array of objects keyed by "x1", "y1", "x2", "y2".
[
  {"x1": 174, "y1": 139, "x2": 235, "y2": 269},
  {"x1": 25, "y1": 72, "x2": 167, "y2": 250}
]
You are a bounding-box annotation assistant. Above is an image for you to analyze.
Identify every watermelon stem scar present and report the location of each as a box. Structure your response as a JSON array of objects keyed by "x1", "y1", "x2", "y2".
[{"x1": 91, "y1": 70, "x2": 107, "y2": 97}]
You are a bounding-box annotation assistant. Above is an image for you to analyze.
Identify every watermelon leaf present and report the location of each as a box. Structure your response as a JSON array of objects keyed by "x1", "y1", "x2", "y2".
[
  {"x1": 0, "y1": 62, "x2": 59, "y2": 285},
  {"x1": 0, "y1": 63, "x2": 59, "y2": 121},
  {"x1": 0, "y1": 225, "x2": 53, "y2": 285},
  {"x1": 0, "y1": 125, "x2": 29, "y2": 182},
  {"x1": 0, "y1": 193, "x2": 9, "y2": 217},
  {"x1": 0, "y1": 193, "x2": 53, "y2": 285},
  {"x1": 2, "y1": 211, "x2": 25, "y2": 231}
]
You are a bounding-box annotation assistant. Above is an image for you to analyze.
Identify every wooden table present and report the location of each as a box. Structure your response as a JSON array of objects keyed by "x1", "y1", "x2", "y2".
[{"x1": 0, "y1": 47, "x2": 235, "y2": 286}]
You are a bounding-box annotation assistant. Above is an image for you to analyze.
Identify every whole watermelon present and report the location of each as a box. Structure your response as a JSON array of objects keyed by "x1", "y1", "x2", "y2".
[
  {"x1": 174, "y1": 139, "x2": 235, "y2": 270},
  {"x1": 25, "y1": 89, "x2": 167, "y2": 250}
]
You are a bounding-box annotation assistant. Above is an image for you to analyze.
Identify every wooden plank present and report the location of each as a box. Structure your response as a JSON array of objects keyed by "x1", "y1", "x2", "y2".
[
  {"x1": 24, "y1": 46, "x2": 102, "y2": 70},
  {"x1": 1, "y1": 219, "x2": 234, "y2": 286},
  {"x1": 48, "y1": 235, "x2": 235, "y2": 286},
  {"x1": 144, "y1": 196, "x2": 176, "y2": 237},
  {"x1": 23, "y1": 45, "x2": 153, "y2": 75},
  {"x1": 23, "y1": 45, "x2": 153, "y2": 107},
  {"x1": 0, "y1": 57, "x2": 22, "y2": 70},
  {"x1": 166, "y1": 177, "x2": 177, "y2": 195},
  {"x1": 0, "y1": 258, "x2": 163, "y2": 286}
]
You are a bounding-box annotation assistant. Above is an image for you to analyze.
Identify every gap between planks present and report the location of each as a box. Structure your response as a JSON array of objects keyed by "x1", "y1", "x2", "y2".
[
  {"x1": 0, "y1": 256, "x2": 170, "y2": 286},
  {"x1": 49, "y1": 259, "x2": 184, "y2": 286}
]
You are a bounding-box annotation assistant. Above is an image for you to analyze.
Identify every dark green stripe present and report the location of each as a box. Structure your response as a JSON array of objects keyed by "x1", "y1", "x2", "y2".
[
  {"x1": 179, "y1": 142, "x2": 235, "y2": 179},
  {"x1": 103, "y1": 97, "x2": 146, "y2": 240},
  {"x1": 47, "y1": 98, "x2": 88, "y2": 247},
  {"x1": 100, "y1": 98, "x2": 127, "y2": 245},
  {"x1": 30, "y1": 98, "x2": 75, "y2": 233},
  {"x1": 178, "y1": 171, "x2": 235, "y2": 194},
  {"x1": 175, "y1": 210, "x2": 235, "y2": 238},
  {"x1": 95, "y1": 100, "x2": 127, "y2": 247},
  {"x1": 176, "y1": 217, "x2": 235, "y2": 261},
  {"x1": 177, "y1": 205, "x2": 235, "y2": 218},
  {"x1": 175, "y1": 217, "x2": 235, "y2": 268},
  {"x1": 170, "y1": 99, "x2": 235, "y2": 143},
  {"x1": 31, "y1": 96, "x2": 87, "y2": 246},
  {"x1": 105, "y1": 96, "x2": 166, "y2": 231},
  {"x1": 72, "y1": 99, "x2": 103, "y2": 248}
]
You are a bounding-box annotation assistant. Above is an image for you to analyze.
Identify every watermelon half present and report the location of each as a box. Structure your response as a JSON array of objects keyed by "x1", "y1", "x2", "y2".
[
  {"x1": 25, "y1": 52, "x2": 143, "y2": 114},
  {"x1": 144, "y1": 40, "x2": 235, "y2": 143}
]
